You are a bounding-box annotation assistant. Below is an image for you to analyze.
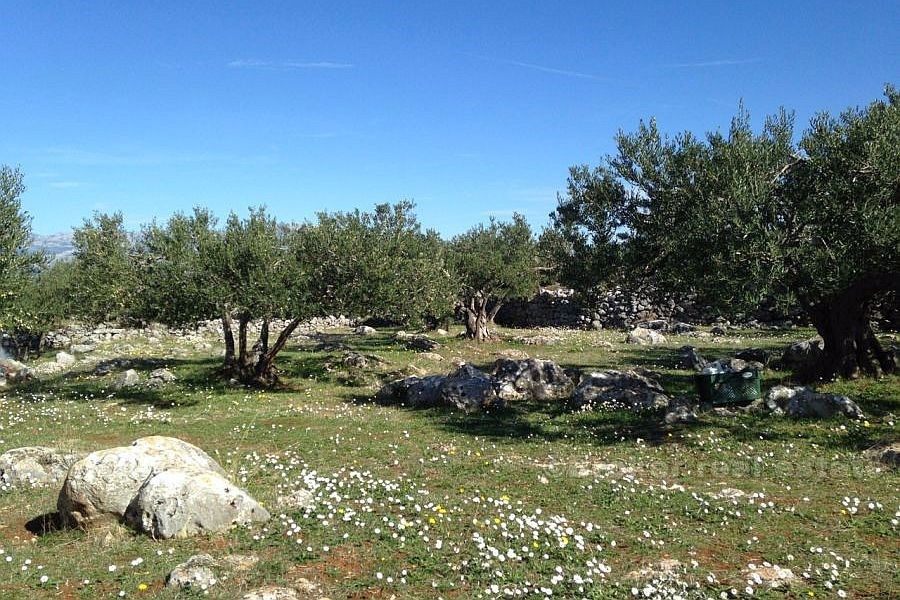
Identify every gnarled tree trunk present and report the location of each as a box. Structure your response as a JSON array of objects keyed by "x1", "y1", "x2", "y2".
[
  {"x1": 462, "y1": 293, "x2": 502, "y2": 342},
  {"x1": 222, "y1": 315, "x2": 304, "y2": 387},
  {"x1": 808, "y1": 273, "x2": 899, "y2": 380}
]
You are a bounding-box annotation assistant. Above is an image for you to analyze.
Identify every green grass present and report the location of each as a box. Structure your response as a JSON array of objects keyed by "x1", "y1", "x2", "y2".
[{"x1": 0, "y1": 325, "x2": 897, "y2": 599}]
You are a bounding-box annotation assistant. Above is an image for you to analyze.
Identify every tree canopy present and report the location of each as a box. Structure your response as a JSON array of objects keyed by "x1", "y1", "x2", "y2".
[
  {"x1": 548, "y1": 87, "x2": 900, "y2": 378},
  {"x1": 0, "y1": 166, "x2": 44, "y2": 330},
  {"x1": 449, "y1": 214, "x2": 538, "y2": 341}
]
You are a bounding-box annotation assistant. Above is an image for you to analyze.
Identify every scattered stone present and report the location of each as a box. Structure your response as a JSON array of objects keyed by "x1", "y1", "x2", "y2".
[
  {"x1": 514, "y1": 335, "x2": 563, "y2": 346},
  {"x1": 571, "y1": 370, "x2": 669, "y2": 411},
  {"x1": 744, "y1": 565, "x2": 797, "y2": 589},
  {"x1": 94, "y1": 358, "x2": 132, "y2": 376},
  {"x1": 115, "y1": 369, "x2": 142, "y2": 389},
  {"x1": 677, "y1": 346, "x2": 707, "y2": 371},
  {"x1": 495, "y1": 348, "x2": 530, "y2": 360},
  {"x1": 419, "y1": 352, "x2": 444, "y2": 361},
  {"x1": 242, "y1": 586, "x2": 301, "y2": 600},
  {"x1": 58, "y1": 436, "x2": 228, "y2": 529},
  {"x1": 404, "y1": 336, "x2": 440, "y2": 352},
  {"x1": 865, "y1": 442, "x2": 900, "y2": 468},
  {"x1": 491, "y1": 358, "x2": 573, "y2": 401},
  {"x1": 663, "y1": 397, "x2": 699, "y2": 424},
  {"x1": 625, "y1": 328, "x2": 666, "y2": 345},
  {"x1": 146, "y1": 368, "x2": 177, "y2": 388},
  {"x1": 760, "y1": 385, "x2": 865, "y2": 419},
  {"x1": 275, "y1": 488, "x2": 316, "y2": 511},
  {"x1": 125, "y1": 467, "x2": 270, "y2": 539},
  {"x1": 710, "y1": 325, "x2": 728, "y2": 336},
  {"x1": 353, "y1": 325, "x2": 377, "y2": 336},
  {"x1": 734, "y1": 348, "x2": 770, "y2": 366},
  {"x1": 670, "y1": 322, "x2": 696, "y2": 334},
  {"x1": 627, "y1": 558, "x2": 683, "y2": 581},
  {"x1": 719, "y1": 487, "x2": 746, "y2": 500},
  {"x1": 0, "y1": 447, "x2": 83, "y2": 489},
  {"x1": 166, "y1": 554, "x2": 220, "y2": 591},
  {"x1": 70, "y1": 344, "x2": 96, "y2": 354},
  {"x1": 55, "y1": 351, "x2": 76, "y2": 367},
  {"x1": 220, "y1": 554, "x2": 260, "y2": 572},
  {"x1": 0, "y1": 357, "x2": 31, "y2": 384},
  {"x1": 340, "y1": 351, "x2": 369, "y2": 369},
  {"x1": 435, "y1": 328, "x2": 449, "y2": 336}
]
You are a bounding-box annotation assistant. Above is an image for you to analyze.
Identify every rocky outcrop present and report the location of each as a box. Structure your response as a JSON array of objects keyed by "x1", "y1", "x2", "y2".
[
  {"x1": 125, "y1": 468, "x2": 269, "y2": 539},
  {"x1": 754, "y1": 385, "x2": 865, "y2": 419},
  {"x1": 571, "y1": 370, "x2": 670, "y2": 411},
  {"x1": 57, "y1": 436, "x2": 267, "y2": 539},
  {"x1": 0, "y1": 447, "x2": 83, "y2": 490},
  {"x1": 491, "y1": 358, "x2": 573, "y2": 401}
]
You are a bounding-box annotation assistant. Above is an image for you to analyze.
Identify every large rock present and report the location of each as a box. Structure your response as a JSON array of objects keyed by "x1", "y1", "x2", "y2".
[
  {"x1": 762, "y1": 385, "x2": 865, "y2": 419},
  {"x1": 377, "y1": 375, "x2": 446, "y2": 408},
  {"x1": 781, "y1": 338, "x2": 824, "y2": 372},
  {"x1": 439, "y1": 364, "x2": 504, "y2": 412},
  {"x1": 491, "y1": 358, "x2": 573, "y2": 401},
  {"x1": 0, "y1": 447, "x2": 83, "y2": 489},
  {"x1": 867, "y1": 443, "x2": 900, "y2": 468},
  {"x1": 125, "y1": 467, "x2": 269, "y2": 539},
  {"x1": 354, "y1": 325, "x2": 377, "y2": 336},
  {"x1": 625, "y1": 328, "x2": 667, "y2": 345},
  {"x1": 571, "y1": 370, "x2": 670, "y2": 411},
  {"x1": 404, "y1": 335, "x2": 440, "y2": 352},
  {"x1": 0, "y1": 358, "x2": 31, "y2": 384},
  {"x1": 58, "y1": 436, "x2": 227, "y2": 529}
]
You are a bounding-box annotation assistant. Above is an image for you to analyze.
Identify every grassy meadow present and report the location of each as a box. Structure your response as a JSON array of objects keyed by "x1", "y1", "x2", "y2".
[{"x1": 0, "y1": 325, "x2": 897, "y2": 599}]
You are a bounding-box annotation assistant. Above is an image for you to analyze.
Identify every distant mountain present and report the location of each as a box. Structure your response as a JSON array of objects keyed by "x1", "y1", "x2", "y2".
[{"x1": 30, "y1": 232, "x2": 75, "y2": 262}]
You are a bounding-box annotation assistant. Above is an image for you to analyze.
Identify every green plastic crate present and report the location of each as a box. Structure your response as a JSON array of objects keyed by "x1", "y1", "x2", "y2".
[{"x1": 694, "y1": 370, "x2": 761, "y2": 405}]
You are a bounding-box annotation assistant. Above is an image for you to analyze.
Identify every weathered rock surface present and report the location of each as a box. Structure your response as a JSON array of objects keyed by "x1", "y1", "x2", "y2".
[
  {"x1": 491, "y1": 358, "x2": 573, "y2": 401},
  {"x1": 0, "y1": 357, "x2": 31, "y2": 383},
  {"x1": 781, "y1": 337, "x2": 824, "y2": 372},
  {"x1": 242, "y1": 586, "x2": 301, "y2": 600},
  {"x1": 440, "y1": 364, "x2": 504, "y2": 412},
  {"x1": 58, "y1": 436, "x2": 227, "y2": 529},
  {"x1": 757, "y1": 385, "x2": 865, "y2": 419},
  {"x1": 866, "y1": 443, "x2": 900, "y2": 468},
  {"x1": 166, "y1": 554, "x2": 220, "y2": 591},
  {"x1": 275, "y1": 488, "x2": 316, "y2": 512},
  {"x1": 353, "y1": 325, "x2": 377, "y2": 336},
  {"x1": 625, "y1": 328, "x2": 667, "y2": 345},
  {"x1": 404, "y1": 335, "x2": 440, "y2": 352},
  {"x1": 571, "y1": 370, "x2": 669, "y2": 411},
  {"x1": 55, "y1": 351, "x2": 76, "y2": 367},
  {"x1": 663, "y1": 397, "x2": 699, "y2": 424},
  {"x1": 115, "y1": 368, "x2": 142, "y2": 389},
  {"x1": 377, "y1": 374, "x2": 446, "y2": 408},
  {"x1": 125, "y1": 467, "x2": 269, "y2": 539},
  {"x1": 677, "y1": 346, "x2": 707, "y2": 371},
  {"x1": 0, "y1": 447, "x2": 83, "y2": 489}
]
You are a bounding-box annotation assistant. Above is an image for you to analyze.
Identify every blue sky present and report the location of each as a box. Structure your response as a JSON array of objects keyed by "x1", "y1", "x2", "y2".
[{"x1": 2, "y1": 1, "x2": 897, "y2": 237}]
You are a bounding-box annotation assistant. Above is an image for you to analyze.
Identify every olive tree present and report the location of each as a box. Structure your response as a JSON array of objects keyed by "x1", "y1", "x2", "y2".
[
  {"x1": 448, "y1": 214, "x2": 539, "y2": 341},
  {"x1": 0, "y1": 166, "x2": 44, "y2": 330},
  {"x1": 70, "y1": 212, "x2": 139, "y2": 324},
  {"x1": 549, "y1": 88, "x2": 899, "y2": 379},
  {"x1": 298, "y1": 201, "x2": 453, "y2": 328}
]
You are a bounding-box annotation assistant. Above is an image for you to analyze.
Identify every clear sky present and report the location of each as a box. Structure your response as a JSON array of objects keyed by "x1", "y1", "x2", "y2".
[{"x1": 2, "y1": 1, "x2": 897, "y2": 237}]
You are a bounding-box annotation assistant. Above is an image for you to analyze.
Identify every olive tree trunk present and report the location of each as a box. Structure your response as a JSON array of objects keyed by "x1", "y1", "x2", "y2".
[
  {"x1": 807, "y1": 273, "x2": 899, "y2": 380},
  {"x1": 221, "y1": 314, "x2": 303, "y2": 386},
  {"x1": 462, "y1": 294, "x2": 502, "y2": 342}
]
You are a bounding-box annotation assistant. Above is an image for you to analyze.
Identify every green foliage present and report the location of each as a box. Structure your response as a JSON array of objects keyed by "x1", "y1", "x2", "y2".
[
  {"x1": 0, "y1": 166, "x2": 45, "y2": 328},
  {"x1": 449, "y1": 214, "x2": 538, "y2": 306},
  {"x1": 138, "y1": 208, "x2": 225, "y2": 325},
  {"x1": 297, "y1": 201, "x2": 453, "y2": 327},
  {"x1": 12, "y1": 259, "x2": 75, "y2": 335},
  {"x1": 70, "y1": 212, "x2": 139, "y2": 324}
]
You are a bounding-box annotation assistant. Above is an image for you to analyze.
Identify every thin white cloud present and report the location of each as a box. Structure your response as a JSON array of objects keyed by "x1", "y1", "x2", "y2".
[
  {"x1": 668, "y1": 58, "x2": 759, "y2": 68},
  {"x1": 228, "y1": 59, "x2": 354, "y2": 70},
  {"x1": 468, "y1": 53, "x2": 609, "y2": 81},
  {"x1": 48, "y1": 181, "x2": 85, "y2": 189}
]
